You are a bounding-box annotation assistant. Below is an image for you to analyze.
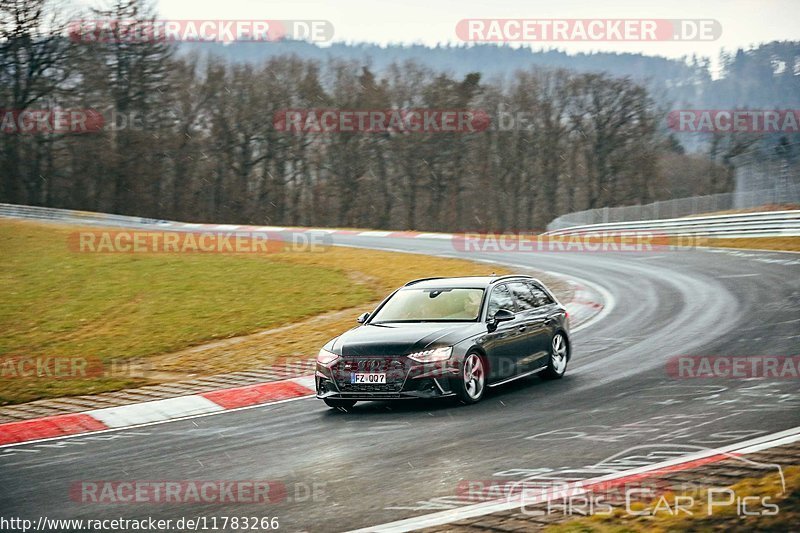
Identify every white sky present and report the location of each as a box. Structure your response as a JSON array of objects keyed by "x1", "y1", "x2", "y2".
[{"x1": 75, "y1": 0, "x2": 800, "y2": 72}]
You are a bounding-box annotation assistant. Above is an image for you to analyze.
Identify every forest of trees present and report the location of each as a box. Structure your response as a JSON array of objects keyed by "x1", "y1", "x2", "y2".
[
  {"x1": 1, "y1": 0, "x2": 793, "y2": 231},
  {"x1": 185, "y1": 38, "x2": 800, "y2": 111}
]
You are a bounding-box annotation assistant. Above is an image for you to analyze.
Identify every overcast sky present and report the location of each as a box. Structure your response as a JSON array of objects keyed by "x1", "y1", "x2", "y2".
[{"x1": 76, "y1": 0, "x2": 800, "y2": 72}]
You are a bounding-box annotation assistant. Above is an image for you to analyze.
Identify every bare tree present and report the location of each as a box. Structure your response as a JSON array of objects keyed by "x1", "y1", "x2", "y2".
[{"x1": 0, "y1": 0, "x2": 74, "y2": 202}]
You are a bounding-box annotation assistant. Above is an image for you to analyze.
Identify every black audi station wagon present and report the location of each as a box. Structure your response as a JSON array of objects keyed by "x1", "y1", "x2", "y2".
[{"x1": 315, "y1": 275, "x2": 570, "y2": 408}]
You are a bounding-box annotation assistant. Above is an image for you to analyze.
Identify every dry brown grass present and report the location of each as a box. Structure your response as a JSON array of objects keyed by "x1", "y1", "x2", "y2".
[{"x1": 691, "y1": 236, "x2": 800, "y2": 252}]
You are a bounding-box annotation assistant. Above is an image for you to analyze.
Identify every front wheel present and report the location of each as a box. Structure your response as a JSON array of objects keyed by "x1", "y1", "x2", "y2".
[
  {"x1": 541, "y1": 332, "x2": 569, "y2": 379},
  {"x1": 323, "y1": 398, "x2": 357, "y2": 409},
  {"x1": 453, "y1": 352, "x2": 486, "y2": 404}
]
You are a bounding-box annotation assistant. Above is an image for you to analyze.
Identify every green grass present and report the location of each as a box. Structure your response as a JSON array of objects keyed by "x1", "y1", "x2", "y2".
[
  {"x1": 0, "y1": 220, "x2": 374, "y2": 403},
  {"x1": 0, "y1": 221, "x2": 372, "y2": 359}
]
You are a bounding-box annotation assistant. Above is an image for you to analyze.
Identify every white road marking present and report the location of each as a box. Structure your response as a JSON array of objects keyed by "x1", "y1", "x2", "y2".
[
  {"x1": 253, "y1": 226, "x2": 287, "y2": 232},
  {"x1": 290, "y1": 375, "x2": 317, "y2": 390},
  {"x1": 416, "y1": 233, "x2": 454, "y2": 239},
  {"x1": 357, "y1": 231, "x2": 394, "y2": 237},
  {"x1": 87, "y1": 395, "x2": 224, "y2": 428},
  {"x1": 349, "y1": 425, "x2": 800, "y2": 533}
]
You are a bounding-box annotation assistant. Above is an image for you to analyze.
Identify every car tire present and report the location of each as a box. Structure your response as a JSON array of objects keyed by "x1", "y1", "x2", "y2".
[
  {"x1": 453, "y1": 351, "x2": 487, "y2": 404},
  {"x1": 323, "y1": 398, "x2": 357, "y2": 409},
  {"x1": 541, "y1": 332, "x2": 569, "y2": 379}
]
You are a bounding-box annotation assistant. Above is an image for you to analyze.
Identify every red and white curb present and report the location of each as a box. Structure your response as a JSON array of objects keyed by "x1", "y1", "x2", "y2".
[
  {"x1": 349, "y1": 426, "x2": 800, "y2": 533},
  {"x1": 564, "y1": 280, "x2": 606, "y2": 329},
  {"x1": 557, "y1": 272, "x2": 614, "y2": 333},
  {"x1": 0, "y1": 376, "x2": 316, "y2": 446}
]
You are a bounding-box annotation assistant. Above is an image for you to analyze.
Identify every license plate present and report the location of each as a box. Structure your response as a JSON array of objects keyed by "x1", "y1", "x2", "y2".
[{"x1": 351, "y1": 373, "x2": 387, "y2": 384}]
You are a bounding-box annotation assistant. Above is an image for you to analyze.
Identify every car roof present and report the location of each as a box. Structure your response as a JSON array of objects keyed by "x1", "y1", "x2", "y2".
[{"x1": 401, "y1": 275, "x2": 539, "y2": 289}]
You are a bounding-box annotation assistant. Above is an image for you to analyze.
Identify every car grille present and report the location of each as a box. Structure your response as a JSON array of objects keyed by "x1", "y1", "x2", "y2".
[
  {"x1": 332, "y1": 357, "x2": 408, "y2": 393},
  {"x1": 338, "y1": 382, "x2": 404, "y2": 393}
]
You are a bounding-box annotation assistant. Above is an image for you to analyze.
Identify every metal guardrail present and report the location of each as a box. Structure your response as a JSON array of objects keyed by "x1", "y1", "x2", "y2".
[
  {"x1": 0, "y1": 203, "x2": 173, "y2": 228},
  {"x1": 543, "y1": 210, "x2": 800, "y2": 239},
  {"x1": 546, "y1": 188, "x2": 800, "y2": 231}
]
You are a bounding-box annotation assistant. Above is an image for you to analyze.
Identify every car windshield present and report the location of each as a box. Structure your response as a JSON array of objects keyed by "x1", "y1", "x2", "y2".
[{"x1": 371, "y1": 288, "x2": 485, "y2": 322}]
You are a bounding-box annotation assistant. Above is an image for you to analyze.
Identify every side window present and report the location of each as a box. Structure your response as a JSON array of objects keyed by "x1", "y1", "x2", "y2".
[
  {"x1": 527, "y1": 283, "x2": 553, "y2": 307},
  {"x1": 487, "y1": 284, "x2": 516, "y2": 317},
  {"x1": 508, "y1": 282, "x2": 536, "y2": 312}
]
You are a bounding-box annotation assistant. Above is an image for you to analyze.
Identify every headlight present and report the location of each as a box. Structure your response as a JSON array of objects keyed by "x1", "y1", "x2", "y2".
[
  {"x1": 317, "y1": 348, "x2": 339, "y2": 366},
  {"x1": 408, "y1": 346, "x2": 452, "y2": 363}
]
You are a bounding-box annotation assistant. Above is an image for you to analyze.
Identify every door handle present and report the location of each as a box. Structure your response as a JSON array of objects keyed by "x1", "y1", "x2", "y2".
[{"x1": 518, "y1": 325, "x2": 527, "y2": 332}]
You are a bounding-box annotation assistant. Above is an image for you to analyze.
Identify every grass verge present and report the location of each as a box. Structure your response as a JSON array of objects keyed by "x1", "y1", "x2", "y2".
[{"x1": 695, "y1": 236, "x2": 800, "y2": 252}]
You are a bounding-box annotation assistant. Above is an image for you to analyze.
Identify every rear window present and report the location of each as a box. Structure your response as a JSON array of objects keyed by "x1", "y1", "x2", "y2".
[
  {"x1": 508, "y1": 282, "x2": 537, "y2": 311},
  {"x1": 528, "y1": 283, "x2": 554, "y2": 307}
]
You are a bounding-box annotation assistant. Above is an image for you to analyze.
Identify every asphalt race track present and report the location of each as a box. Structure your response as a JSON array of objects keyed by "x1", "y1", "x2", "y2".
[{"x1": 2, "y1": 233, "x2": 799, "y2": 532}]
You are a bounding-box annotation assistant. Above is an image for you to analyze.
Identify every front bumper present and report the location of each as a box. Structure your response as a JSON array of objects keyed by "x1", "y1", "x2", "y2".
[{"x1": 315, "y1": 356, "x2": 459, "y2": 400}]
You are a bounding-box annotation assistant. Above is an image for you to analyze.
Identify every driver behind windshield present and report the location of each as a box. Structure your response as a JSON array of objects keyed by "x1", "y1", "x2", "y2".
[{"x1": 371, "y1": 288, "x2": 484, "y2": 322}]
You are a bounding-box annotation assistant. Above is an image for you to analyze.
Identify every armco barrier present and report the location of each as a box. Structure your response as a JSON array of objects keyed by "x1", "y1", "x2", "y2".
[
  {"x1": 543, "y1": 210, "x2": 800, "y2": 239},
  {"x1": 0, "y1": 203, "x2": 169, "y2": 227},
  {"x1": 546, "y1": 187, "x2": 800, "y2": 231},
  {"x1": 3, "y1": 203, "x2": 798, "y2": 240}
]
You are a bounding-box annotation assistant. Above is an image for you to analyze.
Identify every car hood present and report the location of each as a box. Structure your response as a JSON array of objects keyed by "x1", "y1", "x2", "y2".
[{"x1": 331, "y1": 322, "x2": 482, "y2": 356}]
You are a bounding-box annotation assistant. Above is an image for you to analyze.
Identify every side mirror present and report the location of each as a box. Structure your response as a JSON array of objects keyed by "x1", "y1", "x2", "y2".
[
  {"x1": 487, "y1": 308, "x2": 514, "y2": 332},
  {"x1": 356, "y1": 312, "x2": 370, "y2": 324}
]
